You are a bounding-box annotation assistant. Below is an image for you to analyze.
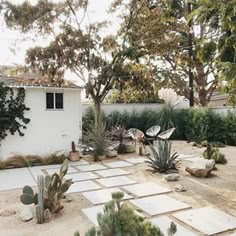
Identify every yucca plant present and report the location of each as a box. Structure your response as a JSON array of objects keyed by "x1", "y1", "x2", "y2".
[{"x1": 146, "y1": 140, "x2": 179, "y2": 173}]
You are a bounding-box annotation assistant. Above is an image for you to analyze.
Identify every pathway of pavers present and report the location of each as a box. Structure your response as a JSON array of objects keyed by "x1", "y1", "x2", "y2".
[{"x1": 1, "y1": 158, "x2": 236, "y2": 235}]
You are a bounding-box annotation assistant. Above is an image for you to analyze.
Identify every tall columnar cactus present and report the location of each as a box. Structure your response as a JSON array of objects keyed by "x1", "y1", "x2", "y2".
[
  {"x1": 36, "y1": 175, "x2": 45, "y2": 224},
  {"x1": 20, "y1": 160, "x2": 73, "y2": 223}
]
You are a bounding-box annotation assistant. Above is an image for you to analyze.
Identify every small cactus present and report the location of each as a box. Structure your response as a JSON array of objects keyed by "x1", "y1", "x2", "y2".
[{"x1": 71, "y1": 141, "x2": 76, "y2": 152}]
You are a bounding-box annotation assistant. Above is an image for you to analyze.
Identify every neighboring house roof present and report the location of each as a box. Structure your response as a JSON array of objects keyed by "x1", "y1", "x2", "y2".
[{"x1": 0, "y1": 75, "x2": 83, "y2": 90}]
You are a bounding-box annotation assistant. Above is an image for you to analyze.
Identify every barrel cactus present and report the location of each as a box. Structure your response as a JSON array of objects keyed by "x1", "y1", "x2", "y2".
[{"x1": 20, "y1": 160, "x2": 73, "y2": 223}]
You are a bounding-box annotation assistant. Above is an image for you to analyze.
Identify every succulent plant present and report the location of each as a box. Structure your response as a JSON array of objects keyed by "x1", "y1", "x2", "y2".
[
  {"x1": 111, "y1": 125, "x2": 131, "y2": 153},
  {"x1": 203, "y1": 143, "x2": 227, "y2": 164},
  {"x1": 146, "y1": 140, "x2": 180, "y2": 173},
  {"x1": 20, "y1": 160, "x2": 73, "y2": 223},
  {"x1": 75, "y1": 191, "x2": 177, "y2": 236}
]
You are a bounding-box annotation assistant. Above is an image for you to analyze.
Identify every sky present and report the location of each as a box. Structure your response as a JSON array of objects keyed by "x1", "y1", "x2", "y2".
[{"x1": 0, "y1": 0, "x2": 119, "y2": 67}]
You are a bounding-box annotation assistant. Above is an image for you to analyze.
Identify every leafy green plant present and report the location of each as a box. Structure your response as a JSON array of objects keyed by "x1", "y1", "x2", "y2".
[
  {"x1": 83, "y1": 123, "x2": 111, "y2": 161},
  {"x1": 147, "y1": 140, "x2": 179, "y2": 173},
  {"x1": 20, "y1": 160, "x2": 73, "y2": 223},
  {"x1": 0, "y1": 83, "x2": 30, "y2": 144},
  {"x1": 203, "y1": 143, "x2": 227, "y2": 164},
  {"x1": 225, "y1": 111, "x2": 236, "y2": 145},
  {"x1": 75, "y1": 192, "x2": 177, "y2": 236},
  {"x1": 111, "y1": 125, "x2": 131, "y2": 153}
]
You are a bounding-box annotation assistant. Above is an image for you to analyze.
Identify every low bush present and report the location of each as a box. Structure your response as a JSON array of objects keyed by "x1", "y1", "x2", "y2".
[
  {"x1": 75, "y1": 191, "x2": 177, "y2": 236},
  {"x1": 82, "y1": 107, "x2": 236, "y2": 146}
]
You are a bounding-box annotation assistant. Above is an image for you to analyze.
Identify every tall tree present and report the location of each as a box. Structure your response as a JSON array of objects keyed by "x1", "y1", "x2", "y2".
[
  {"x1": 192, "y1": 0, "x2": 236, "y2": 81},
  {"x1": 107, "y1": 62, "x2": 163, "y2": 103},
  {"x1": 111, "y1": 0, "x2": 219, "y2": 106},
  {"x1": 1, "y1": 0, "x2": 138, "y2": 129},
  {"x1": 0, "y1": 83, "x2": 30, "y2": 144}
]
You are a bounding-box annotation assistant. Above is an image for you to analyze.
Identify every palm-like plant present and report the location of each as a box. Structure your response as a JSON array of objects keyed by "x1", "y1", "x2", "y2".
[
  {"x1": 111, "y1": 125, "x2": 130, "y2": 153},
  {"x1": 146, "y1": 140, "x2": 180, "y2": 173}
]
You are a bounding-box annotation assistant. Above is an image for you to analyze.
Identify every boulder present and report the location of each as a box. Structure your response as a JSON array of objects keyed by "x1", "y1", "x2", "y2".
[
  {"x1": 185, "y1": 159, "x2": 215, "y2": 178},
  {"x1": 164, "y1": 174, "x2": 180, "y2": 181},
  {"x1": 19, "y1": 206, "x2": 33, "y2": 222}
]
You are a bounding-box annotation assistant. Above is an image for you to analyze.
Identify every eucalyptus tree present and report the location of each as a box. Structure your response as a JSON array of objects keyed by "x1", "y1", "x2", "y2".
[{"x1": 1, "y1": 0, "x2": 139, "y2": 129}]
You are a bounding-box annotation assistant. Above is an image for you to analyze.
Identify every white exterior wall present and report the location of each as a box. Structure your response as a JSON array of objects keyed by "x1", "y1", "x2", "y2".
[{"x1": 0, "y1": 87, "x2": 82, "y2": 160}]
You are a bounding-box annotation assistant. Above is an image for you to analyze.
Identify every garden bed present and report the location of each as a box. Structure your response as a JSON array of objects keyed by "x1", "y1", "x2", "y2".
[{"x1": 0, "y1": 141, "x2": 236, "y2": 236}]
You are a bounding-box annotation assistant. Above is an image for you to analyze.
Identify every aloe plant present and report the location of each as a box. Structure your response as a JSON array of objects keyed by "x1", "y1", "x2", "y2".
[{"x1": 146, "y1": 140, "x2": 179, "y2": 173}]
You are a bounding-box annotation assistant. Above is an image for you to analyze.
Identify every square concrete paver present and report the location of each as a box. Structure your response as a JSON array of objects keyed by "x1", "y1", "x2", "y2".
[
  {"x1": 104, "y1": 161, "x2": 134, "y2": 168},
  {"x1": 44, "y1": 166, "x2": 78, "y2": 175},
  {"x1": 82, "y1": 187, "x2": 133, "y2": 205},
  {"x1": 77, "y1": 164, "x2": 107, "y2": 172},
  {"x1": 130, "y1": 195, "x2": 190, "y2": 216},
  {"x1": 150, "y1": 216, "x2": 197, "y2": 236},
  {"x1": 67, "y1": 180, "x2": 102, "y2": 193},
  {"x1": 0, "y1": 167, "x2": 36, "y2": 191},
  {"x1": 96, "y1": 176, "x2": 136, "y2": 188},
  {"x1": 82, "y1": 205, "x2": 104, "y2": 226},
  {"x1": 27, "y1": 166, "x2": 46, "y2": 181},
  {"x1": 66, "y1": 172, "x2": 99, "y2": 182},
  {"x1": 173, "y1": 207, "x2": 236, "y2": 235},
  {"x1": 122, "y1": 183, "x2": 171, "y2": 197},
  {"x1": 125, "y1": 157, "x2": 147, "y2": 164},
  {"x1": 95, "y1": 168, "x2": 130, "y2": 178},
  {"x1": 69, "y1": 159, "x2": 90, "y2": 166}
]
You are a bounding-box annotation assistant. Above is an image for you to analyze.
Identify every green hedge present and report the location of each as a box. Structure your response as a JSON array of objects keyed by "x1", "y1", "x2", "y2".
[{"x1": 82, "y1": 106, "x2": 236, "y2": 146}]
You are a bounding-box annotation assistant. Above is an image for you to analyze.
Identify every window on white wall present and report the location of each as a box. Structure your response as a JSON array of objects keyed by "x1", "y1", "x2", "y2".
[{"x1": 46, "y1": 92, "x2": 63, "y2": 110}]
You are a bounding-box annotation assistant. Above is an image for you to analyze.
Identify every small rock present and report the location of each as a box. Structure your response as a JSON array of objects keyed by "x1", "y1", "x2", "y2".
[
  {"x1": 164, "y1": 174, "x2": 180, "y2": 181},
  {"x1": 20, "y1": 206, "x2": 33, "y2": 222},
  {"x1": 0, "y1": 209, "x2": 16, "y2": 217},
  {"x1": 185, "y1": 159, "x2": 215, "y2": 178},
  {"x1": 174, "y1": 184, "x2": 186, "y2": 192},
  {"x1": 105, "y1": 149, "x2": 117, "y2": 157},
  {"x1": 65, "y1": 194, "x2": 73, "y2": 202}
]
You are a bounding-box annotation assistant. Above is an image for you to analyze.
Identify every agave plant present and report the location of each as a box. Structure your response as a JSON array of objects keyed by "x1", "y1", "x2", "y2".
[{"x1": 147, "y1": 140, "x2": 180, "y2": 173}]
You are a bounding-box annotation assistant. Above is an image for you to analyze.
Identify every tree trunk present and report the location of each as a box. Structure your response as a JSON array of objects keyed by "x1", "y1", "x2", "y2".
[{"x1": 94, "y1": 100, "x2": 102, "y2": 130}]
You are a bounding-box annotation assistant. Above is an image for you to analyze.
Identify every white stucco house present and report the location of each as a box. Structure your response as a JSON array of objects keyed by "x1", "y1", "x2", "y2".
[{"x1": 0, "y1": 76, "x2": 83, "y2": 160}]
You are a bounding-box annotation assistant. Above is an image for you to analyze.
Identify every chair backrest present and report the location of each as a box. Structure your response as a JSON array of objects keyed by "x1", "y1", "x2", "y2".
[
  {"x1": 158, "y1": 127, "x2": 176, "y2": 140},
  {"x1": 146, "y1": 125, "x2": 161, "y2": 137}
]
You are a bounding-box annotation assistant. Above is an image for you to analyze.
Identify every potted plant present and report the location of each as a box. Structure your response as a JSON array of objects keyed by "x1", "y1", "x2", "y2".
[{"x1": 69, "y1": 141, "x2": 80, "y2": 161}]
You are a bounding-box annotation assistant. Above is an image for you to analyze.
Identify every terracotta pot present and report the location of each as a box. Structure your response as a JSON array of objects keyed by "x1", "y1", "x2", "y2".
[{"x1": 69, "y1": 151, "x2": 80, "y2": 161}]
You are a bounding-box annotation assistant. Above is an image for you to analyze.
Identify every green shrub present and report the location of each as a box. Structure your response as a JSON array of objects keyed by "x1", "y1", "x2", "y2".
[
  {"x1": 76, "y1": 192, "x2": 177, "y2": 236},
  {"x1": 225, "y1": 111, "x2": 236, "y2": 145},
  {"x1": 82, "y1": 107, "x2": 236, "y2": 146}
]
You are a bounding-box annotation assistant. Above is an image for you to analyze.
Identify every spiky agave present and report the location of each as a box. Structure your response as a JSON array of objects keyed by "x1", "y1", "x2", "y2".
[{"x1": 146, "y1": 140, "x2": 180, "y2": 173}]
